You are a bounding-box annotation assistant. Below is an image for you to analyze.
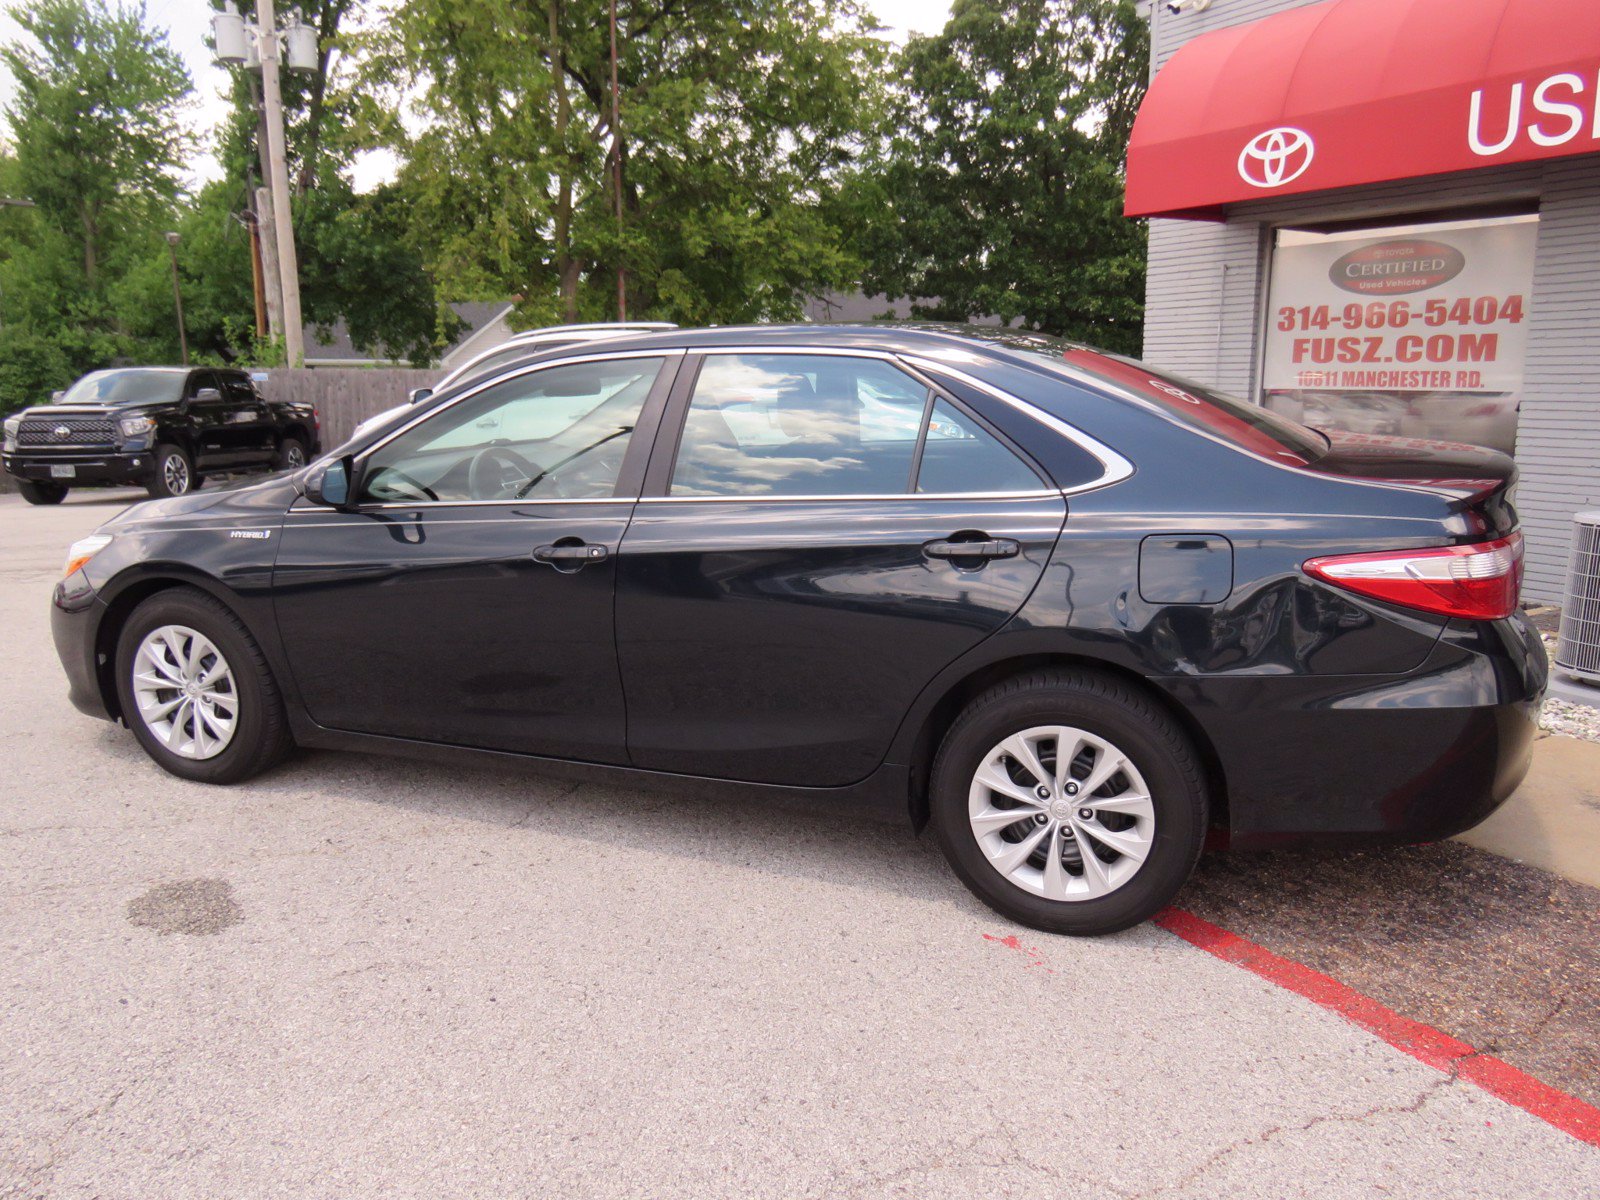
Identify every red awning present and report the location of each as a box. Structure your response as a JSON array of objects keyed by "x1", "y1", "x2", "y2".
[{"x1": 1125, "y1": 0, "x2": 1600, "y2": 220}]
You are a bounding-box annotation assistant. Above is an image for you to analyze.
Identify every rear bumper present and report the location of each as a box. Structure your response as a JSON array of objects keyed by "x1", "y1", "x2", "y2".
[
  {"x1": 1158, "y1": 614, "x2": 1547, "y2": 848},
  {"x1": 5, "y1": 450, "x2": 153, "y2": 488}
]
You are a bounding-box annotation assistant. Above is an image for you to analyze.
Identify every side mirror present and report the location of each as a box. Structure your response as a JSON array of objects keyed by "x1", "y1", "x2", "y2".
[
  {"x1": 303, "y1": 455, "x2": 354, "y2": 508},
  {"x1": 408, "y1": 387, "x2": 434, "y2": 405},
  {"x1": 50, "y1": 390, "x2": 65, "y2": 402},
  {"x1": 194, "y1": 387, "x2": 222, "y2": 403}
]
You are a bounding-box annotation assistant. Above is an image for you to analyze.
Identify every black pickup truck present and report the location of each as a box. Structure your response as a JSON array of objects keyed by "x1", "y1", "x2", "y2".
[{"x1": 2, "y1": 367, "x2": 319, "y2": 505}]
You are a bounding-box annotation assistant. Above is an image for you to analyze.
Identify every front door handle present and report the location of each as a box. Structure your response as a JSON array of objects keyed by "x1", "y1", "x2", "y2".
[
  {"x1": 923, "y1": 536, "x2": 1021, "y2": 562},
  {"x1": 533, "y1": 540, "x2": 609, "y2": 572}
]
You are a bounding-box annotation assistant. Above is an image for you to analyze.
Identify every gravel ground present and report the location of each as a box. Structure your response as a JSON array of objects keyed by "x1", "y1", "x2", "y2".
[{"x1": 1538, "y1": 631, "x2": 1600, "y2": 743}]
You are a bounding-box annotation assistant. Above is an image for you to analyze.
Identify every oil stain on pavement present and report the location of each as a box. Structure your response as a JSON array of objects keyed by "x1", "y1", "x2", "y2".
[
  {"x1": 1176, "y1": 841, "x2": 1600, "y2": 1108},
  {"x1": 125, "y1": 878, "x2": 243, "y2": 937}
]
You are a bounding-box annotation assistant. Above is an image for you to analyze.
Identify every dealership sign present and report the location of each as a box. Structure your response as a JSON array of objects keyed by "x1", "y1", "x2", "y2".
[
  {"x1": 1125, "y1": 0, "x2": 1600, "y2": 219},
  {"x1": 1262, "y1": 220, "x2": 1537, "y2": 395}
]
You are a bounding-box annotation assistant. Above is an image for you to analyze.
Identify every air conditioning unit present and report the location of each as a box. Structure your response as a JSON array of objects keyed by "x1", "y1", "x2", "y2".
[{"x1": 1555, "y1": 510, "x2": 1600, "y2": 684}]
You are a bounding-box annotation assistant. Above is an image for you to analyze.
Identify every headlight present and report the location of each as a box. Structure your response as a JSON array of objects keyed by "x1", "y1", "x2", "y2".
[
  {"x1": 118, "y1": 414, "x2": 155, "y2": 438},
  {"x1": 2, "y1": 415, "x2": 19, "y2": 451},
  {"x1": 63, "y1": 534, "x2": 113, "y2": 578}
]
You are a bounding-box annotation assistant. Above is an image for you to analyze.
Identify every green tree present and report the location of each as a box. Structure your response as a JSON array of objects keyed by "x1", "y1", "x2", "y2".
[
  {"x1": 358, "y1": 0, "x2": 885, "y2": 327},
  {"x1": 205, "y1": 1, "x2": 449, "y2": 364},
  {"x1": 2, "y1": 0, "x2": 193, "y2": 294},
  {"x1": 857, "y1": 0, "x2": 1148, "y2": 353},
  {"x1": 0, "y1": 1, "x2": 193, "y2": 410}
]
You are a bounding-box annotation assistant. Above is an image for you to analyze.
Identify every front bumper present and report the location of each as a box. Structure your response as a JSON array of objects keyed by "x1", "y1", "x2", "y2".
[
  {"x1": 1157, "y1": 614, "x2": 1548, "y2": 848},
  {"x1": 5, "y1": 449, "x2": 153, "y2": 488},
  {"x1": 51, "y1": 573, "x2": 114, "y2": 721}
]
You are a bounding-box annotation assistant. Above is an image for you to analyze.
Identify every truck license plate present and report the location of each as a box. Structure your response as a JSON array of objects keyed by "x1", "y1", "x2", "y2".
[{"x1": 49, "y1": 465, "x2": 75, "y2": 479}]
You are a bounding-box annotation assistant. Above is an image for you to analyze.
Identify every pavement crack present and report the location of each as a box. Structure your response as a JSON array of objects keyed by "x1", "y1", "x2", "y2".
[{"x1": 1128, "y1": 1062, "x2": 1468, "y2": 1199}]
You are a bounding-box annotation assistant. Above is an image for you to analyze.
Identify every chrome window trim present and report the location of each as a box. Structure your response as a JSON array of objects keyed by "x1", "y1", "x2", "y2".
[
  {"x1": 356, "y1": 347, "x2": 684, "y2": 461},
  {"x1": 898, "y1": 355, "x2": 1135, "y2": 498},
  {"x1": 636, "y1": 491, "x2": 1062, "y2": 504},
  {"x1": 435, "y1": 323, "x2": 679, "y2": 391}
]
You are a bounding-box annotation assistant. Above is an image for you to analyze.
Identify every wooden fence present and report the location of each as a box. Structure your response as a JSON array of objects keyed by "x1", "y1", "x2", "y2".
[{"x1": 256, "y1": 368, "x2": 443, "y2": 448}]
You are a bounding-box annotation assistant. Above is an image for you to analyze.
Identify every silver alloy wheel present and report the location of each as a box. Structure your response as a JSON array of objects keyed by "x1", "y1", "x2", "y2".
[
  {"x1": 131, "y1": 625, "x2": 238, "y2": 760},
  {"x1": 163, "y1": 452, "x2": 190, "y2": 495},
  {"x1": 284, "y1": 444, "x2": 305, "y2": 468},
  {"x1": 967, "y1": 725, "x2": 1156, "y2": 901}
]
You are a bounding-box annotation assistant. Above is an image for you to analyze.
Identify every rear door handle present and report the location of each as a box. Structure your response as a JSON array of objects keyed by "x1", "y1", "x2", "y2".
[
  {"x1": 923, "y1": 537, "x2": 1021, "y2": 561},
  {"x1": 533, "y1": 540, "x2": 609, "y2": 571}
]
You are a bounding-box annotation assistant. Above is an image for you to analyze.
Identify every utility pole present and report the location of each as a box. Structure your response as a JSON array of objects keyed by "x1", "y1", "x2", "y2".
[
  {"x1": 164, "y1": 232, "x2": 189, "y2": 364},
  {"x1": 254, "y1": 0, "x2": 304, "y2": 366}
]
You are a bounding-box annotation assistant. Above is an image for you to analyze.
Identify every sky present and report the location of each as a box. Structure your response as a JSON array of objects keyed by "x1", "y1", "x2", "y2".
[{"x1": 0, "y1": 0, "x2": 954, "y2": 193}]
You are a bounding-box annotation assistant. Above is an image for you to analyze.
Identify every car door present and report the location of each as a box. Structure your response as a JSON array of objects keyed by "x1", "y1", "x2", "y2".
[
  {"x1": 271, "y1": 350, "x2": 680, "y2": 762},
  {"x1": 218, "y1": 371, "x2": 275, "y2": 463},
  {"x1": 615, "y1": 350, "x2": 1067, "y2": 787},
  {"x1": 183, "y1": 370, "x2": 231, "y2": 468}
]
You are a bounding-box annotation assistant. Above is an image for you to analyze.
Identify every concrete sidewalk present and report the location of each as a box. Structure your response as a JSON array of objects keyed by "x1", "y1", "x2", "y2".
[{"x1": 1459, "y1": 734, "x2": 1600, "y2": 891}]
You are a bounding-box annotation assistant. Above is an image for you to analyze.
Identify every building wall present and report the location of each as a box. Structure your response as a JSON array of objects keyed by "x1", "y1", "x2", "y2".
[{"x1": 1140, "y1": 0, "x2": 1600, "y2": 602}]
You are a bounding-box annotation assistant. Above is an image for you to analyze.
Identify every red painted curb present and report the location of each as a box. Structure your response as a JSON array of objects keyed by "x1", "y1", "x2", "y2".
[{"x1": 1152, "y1": 906, "x2": 1600, "y2": 1149}]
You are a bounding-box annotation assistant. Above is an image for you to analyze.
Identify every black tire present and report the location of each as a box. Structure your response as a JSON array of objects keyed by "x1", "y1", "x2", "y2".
[
  {"x1": 275, "y1": 437, "x2": 307, "y2": 471},
  {"x1": 113, "y1": 586, "x2": 295, "y2": 784},
  {"x1": 930, "y1": 669, "x2": 1208, "y2": 936},
  {"x1": 147, "y1": 443, "x2": 195, "y2": 498},
  {"x1": 17, "y1": 479, "x2": 68, "y2": 505}
]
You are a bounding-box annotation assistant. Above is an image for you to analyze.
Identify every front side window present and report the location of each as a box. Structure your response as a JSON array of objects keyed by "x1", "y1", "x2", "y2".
[
  {"x1": 670, "y1": 354, "x2": 1039, "y2": 498},
  {"x1": 359, "y1": 357, "x2": 664, "y2": 503}
]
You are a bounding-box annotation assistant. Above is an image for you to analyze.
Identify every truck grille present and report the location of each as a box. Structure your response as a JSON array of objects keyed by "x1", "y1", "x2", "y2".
[
  {"x1": 17, "y1": 416, "x2": 117, "y2": 447},
  {"x1": 1556, "y1": 513, "x2": 1600, "y2": 683}
]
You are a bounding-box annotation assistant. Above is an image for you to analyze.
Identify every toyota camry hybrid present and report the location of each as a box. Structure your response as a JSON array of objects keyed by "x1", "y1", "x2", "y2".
[{"x1": 49, "y1": 325, "x2": 1547, "y2": 934}]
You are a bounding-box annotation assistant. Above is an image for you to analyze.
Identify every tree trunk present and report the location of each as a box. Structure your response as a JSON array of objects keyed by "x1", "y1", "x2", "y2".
[
  {"x1": 80, "y1": 202, "x2": 98, "y2": 289},
  {"x1": 549, "y1": 0, "x2": 578, "y2": 322}
]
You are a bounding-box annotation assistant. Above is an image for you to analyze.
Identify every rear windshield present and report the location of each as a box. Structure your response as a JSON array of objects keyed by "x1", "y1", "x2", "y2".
[
  {"x1": 1012, "y1": 346, "x2": 1329, "y2": 466},
  {"x1": 57, "y1": 370, "x2": 186, "y2": 407}
]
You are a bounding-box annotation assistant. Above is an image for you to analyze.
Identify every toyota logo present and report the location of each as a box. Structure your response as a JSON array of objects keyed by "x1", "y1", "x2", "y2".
[
  {"x1": 1238, "y1": 127, "x2": 1314, "y2": 189},
  {"x1": 53, "y1": 425, "x2": 72, "y2": 439}
]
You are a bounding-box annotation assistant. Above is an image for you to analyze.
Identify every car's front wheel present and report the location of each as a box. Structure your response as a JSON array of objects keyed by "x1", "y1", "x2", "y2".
[
  {"x1": 17, "y1": 480, "x2": 68, "y2": 505},
  {"x1": 930, "y1": 670, "x2": 1208, "y2": 936},
  {"x1": 114, "y1": 587, "x2": 295, "y2": 783}
]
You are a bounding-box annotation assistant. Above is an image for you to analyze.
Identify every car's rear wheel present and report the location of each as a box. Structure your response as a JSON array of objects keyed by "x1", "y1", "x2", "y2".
[
  {"x1": 930, "y1": 670, "x2": 1208, "y2": 936},
  {"x1": 275, "y1": 437, "x2": 307, "y2": 471},
  {"x1": 114, "y1": 587, "x2": 294, "y2": 783},
  {"x1": 147, "y1": 444, "x2": 194, "y2": 498},
  {"x1": 17, "y1": 480, "x2": 68, "y2": 505}
]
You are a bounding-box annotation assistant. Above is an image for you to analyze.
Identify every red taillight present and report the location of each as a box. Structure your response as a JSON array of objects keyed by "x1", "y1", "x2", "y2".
[{"x1": 1303, "y1": 533, "x2": 1524, "y2": 621}]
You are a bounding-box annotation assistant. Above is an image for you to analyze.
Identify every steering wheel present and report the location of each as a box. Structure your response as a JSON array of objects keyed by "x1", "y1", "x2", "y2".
[
  {"x1": 367, "y1": 468, "x2": 437, "y2": 503},
  {"x1": 467, "y1": 445, "x2": 542, "y2": 500}
]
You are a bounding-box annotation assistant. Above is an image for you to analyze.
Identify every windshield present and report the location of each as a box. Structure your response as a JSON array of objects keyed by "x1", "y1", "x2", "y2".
[{"x1": 57, "y1": 370, "x2": 186, "y2": 407}]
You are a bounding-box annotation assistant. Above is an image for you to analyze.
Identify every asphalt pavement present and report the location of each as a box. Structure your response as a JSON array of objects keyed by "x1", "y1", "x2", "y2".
[{"x1": 2, "y1": 488, "x2": 1597, "y2": 1199}]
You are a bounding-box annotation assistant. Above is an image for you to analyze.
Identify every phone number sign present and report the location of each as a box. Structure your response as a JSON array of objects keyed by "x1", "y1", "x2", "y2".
[{"x1": 1263, "y1": 220, "x2": 1536, "y2": 394}]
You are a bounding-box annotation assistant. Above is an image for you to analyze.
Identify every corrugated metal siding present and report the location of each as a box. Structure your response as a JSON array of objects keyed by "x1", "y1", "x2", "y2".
[
  {"x1": 1140, "y1": 0, "x2": 1600, "y2": 602},
  {"x1": 1143, "y1": 219, "x2": 1264, "y2": 397},
  {"x1": 1514, "y1": 157, "x2": 1600, "y2": 602},
  {"x1": 1148, "y1": 0, "x2": 1315, "y2": 70}
]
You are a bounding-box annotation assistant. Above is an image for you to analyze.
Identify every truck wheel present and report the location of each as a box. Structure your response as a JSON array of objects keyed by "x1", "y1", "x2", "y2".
[
  {"x1": 275, "y1": 437, "x2": 307, "y2": 471},
  {"x1": 17, "y1": 480, "x2": 68, "y2": 505},
  {"x1": 148, "y1": 444, "x2": 194, "y2": 498}
]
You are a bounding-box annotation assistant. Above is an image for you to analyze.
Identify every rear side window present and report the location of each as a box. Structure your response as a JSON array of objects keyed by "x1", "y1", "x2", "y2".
[
  {"x1": 670, "y1": 355, "x2": 1042, "y2": 498},
  {"x1": 1019, "y1": 348, "x2": 1327, "y2": 466},
  {"x1": 916, "y1": 398, "x2": 1042, "y2": 494}
]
